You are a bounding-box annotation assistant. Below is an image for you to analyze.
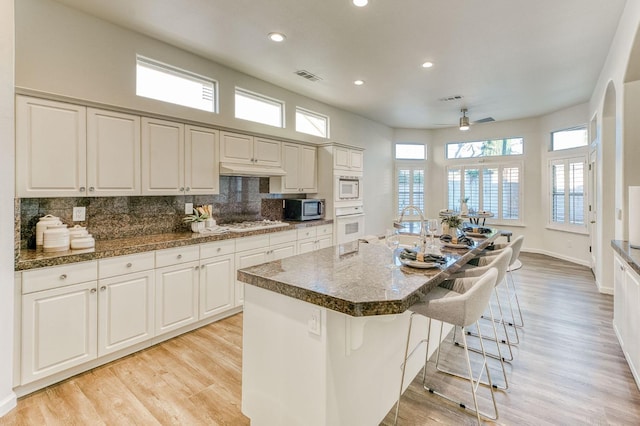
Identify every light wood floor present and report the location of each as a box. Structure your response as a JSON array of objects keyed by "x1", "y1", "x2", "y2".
[{"x1": 2, "y1": 253, "x2": 640, "y2": 425}]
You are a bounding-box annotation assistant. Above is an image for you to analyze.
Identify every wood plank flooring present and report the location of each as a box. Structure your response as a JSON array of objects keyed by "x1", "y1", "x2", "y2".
[{"x1": 2, "y1": 253, "x2": 640, "y2": 425}]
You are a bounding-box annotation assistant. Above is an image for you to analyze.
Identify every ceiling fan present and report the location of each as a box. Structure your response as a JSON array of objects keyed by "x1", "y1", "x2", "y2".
[{"x1": 433, "y1": 108, "x2": 495, "y2": 130}]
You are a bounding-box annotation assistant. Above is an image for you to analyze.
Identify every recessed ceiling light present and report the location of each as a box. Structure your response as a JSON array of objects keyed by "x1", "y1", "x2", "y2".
[
  {"x1": 354, "y1": 80, "x2": 365, "y2": 86},
  {"x1": 268, "y1": 32, "x2": 286, "y2": 42},
  {"x1": 353, "y1": 0, "x2": 369, "y2": 7},
  {"x1": 422, "y1": 61, "x2": 434, "y2": 68}
]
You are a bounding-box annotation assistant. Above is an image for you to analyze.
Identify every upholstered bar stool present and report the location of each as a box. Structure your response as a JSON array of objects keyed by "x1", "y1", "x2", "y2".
[
  {"x1": 443, "y1": 247, "x2": 514, "y2": 387},
  {"x1": 394, "y1": 268, "x2": 499, "y2": 426}
]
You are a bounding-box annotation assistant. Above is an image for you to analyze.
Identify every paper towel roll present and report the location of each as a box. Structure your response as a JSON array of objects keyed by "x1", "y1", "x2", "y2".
[{"x1": 629, "y1": 187, "x2": 640, "y2": 248}]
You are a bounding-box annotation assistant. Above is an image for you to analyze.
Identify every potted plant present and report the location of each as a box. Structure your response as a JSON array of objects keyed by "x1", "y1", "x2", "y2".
[
  {"x1": 183, "y1": 208, "x2": 210, "y2": 233},
  {"x1": 441, "y1": 214, "x2": 463, "y2": 237},
  {"x1": 460, "y1": 197, "x2": 469, "y2": 215}
]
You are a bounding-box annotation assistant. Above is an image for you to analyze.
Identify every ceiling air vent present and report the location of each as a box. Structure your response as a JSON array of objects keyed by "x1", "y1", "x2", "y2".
[
  {"x1": 474, "y1": 117, "x2": 496, "y2": 124},
  {"x1": 438, "y1": 95, "x2": 463, "y2": 102},
  {"x1": 295, "y1": 70, "x2": 322, "y2": 82}
]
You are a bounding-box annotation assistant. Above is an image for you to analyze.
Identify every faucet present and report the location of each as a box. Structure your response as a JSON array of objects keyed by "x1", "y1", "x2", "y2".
[{"x1": 393, "y1": 205, "x2": 427, "y2": 251}]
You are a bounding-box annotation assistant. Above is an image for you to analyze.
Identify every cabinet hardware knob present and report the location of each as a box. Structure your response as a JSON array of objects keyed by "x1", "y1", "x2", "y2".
[
  {"x1": 185, "y1": 187, "x2": 191, "y2": 192},
  {"x1": 179, "y1": 187, "x2": 185, "y2": 192},
  {"x1": 100, "y1": 286, "x2": 106, "y2": 291},
  {"x1": 620, "y1": 265, "x2": 625, "y2": 271},
  {"x1": 79, "y1": 187, "x2": 86, "y2": 192},
  {"x1": 89, "y1": 187, "x2": 95, "y2": 192},
  {"x1": 90, "y1": 288, "x2": 97, "y2": 293},
  {"x1": 177, "y1": 254, "x2": 183, "y2": 259},
  {"x1": 195, "y1": 265, "x2": 200, "y2": 270},
  {"x1": 126, "y1": 262, "x2": 132, "y2": 268},
  {"x1": 217, "y1": 247, "x2": 221, "y2": 252},
  {"x1": 60, "y1": 274, "x2": 67, "y2": 280}
]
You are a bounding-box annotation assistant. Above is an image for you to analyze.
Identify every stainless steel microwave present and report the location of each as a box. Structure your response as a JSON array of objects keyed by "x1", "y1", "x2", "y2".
[{"x1": 283, "y1": 199, "x2": 325, "y2": 221}]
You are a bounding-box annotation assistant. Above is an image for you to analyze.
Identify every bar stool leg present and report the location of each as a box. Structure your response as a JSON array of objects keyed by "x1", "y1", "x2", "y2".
[{"x1": 507, "y1": 269, "x2": 524, "y2": 328}]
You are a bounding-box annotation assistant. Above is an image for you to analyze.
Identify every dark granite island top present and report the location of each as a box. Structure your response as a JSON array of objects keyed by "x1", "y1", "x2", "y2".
[
  {"x1": 611, "y1": 240, "x2": 640, "y2": 275},
  {"x1": 238, "y1": 230, "x2": 500, "y2": 317}
]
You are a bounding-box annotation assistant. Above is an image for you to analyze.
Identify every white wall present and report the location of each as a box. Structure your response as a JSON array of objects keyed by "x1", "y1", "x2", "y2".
[{"x1": 0, "y1": 0, "x2": 16, "y2": 417}]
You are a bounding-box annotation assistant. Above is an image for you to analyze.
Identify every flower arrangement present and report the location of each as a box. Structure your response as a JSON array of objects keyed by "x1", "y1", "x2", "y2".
[
  {"x1": 182, "y1": 208, "x2": 210, "y2": 224},
  {"x1": 441, "y1": 214, "x2": 463, "y2": 229}
]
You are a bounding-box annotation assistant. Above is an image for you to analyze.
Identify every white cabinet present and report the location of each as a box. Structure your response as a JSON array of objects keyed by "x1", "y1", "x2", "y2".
[
  {"x1": 142, "y1": 118, "x2": 219, "y2": 195},
  {"x1": 270, "y1": 142, "x2": 317, "y2": 193},
  {"x1": 21, "y1": 262, "x2": 98, "y2": 384},
  {"x1": 297, "y1": 225, "x2": 333, "y2": 254},
  {"x1": 199, "y1": 240, "x2": 236, "y2": 319},
  {"x1": 613, "y1": 253, "x2": 640, "y2": 388},
  {"x1": 87, "y1": 108, "x2": 141, "y2": 196},
  {"x1": 334, "y1": 146, "x2": 363, "y2": 172},
  {"x1": 220, "y1": 131, "x2": 281, "y2": 166},
  {"x1": 155, "y1": 246, "x2": 200, "y2": 335},
  {"x1": 97, "y1": 253, "x2": 155, "y2": 357},
  {"x1": 16, "y1": 96, "x2": 87, "y2": 197}
]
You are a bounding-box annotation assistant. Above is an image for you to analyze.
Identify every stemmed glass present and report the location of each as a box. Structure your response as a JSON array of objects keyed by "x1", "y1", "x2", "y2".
[
  {"x1": 385, "y1": 229, "x2": 400, "y2": 269},
  {"x1": 426, "y1": 219, "x2": 439, "y2": 249}
]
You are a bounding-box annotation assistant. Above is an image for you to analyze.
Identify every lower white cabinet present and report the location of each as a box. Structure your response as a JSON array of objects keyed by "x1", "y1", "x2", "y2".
[
  {"x1": 98, "y1": 270, "x2": 155, "y2": 357},
  {"x1": 200, "y1": 253, "x2": 235, "y2": 319},
  {"x1": 297, "y1": 225, "x2": 333, "y2": 254},
  {"x1": 155, "y1": 260, "x2": 200, "y2": 335},
  {"x1": 21, "y1": 281, "x2": 98, "y2": 384},
  {"x1": 614, "y1": 253, "x2": 640, "y2": 388}
]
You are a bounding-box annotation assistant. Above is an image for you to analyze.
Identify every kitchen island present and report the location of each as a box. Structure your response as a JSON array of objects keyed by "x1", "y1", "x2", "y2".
[{"x1": 237, "y1": 231, "x2": 499, "y2": 426}]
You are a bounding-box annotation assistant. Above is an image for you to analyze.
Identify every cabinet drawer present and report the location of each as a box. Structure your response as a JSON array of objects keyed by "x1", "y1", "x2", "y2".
[
  {"x1": 155, "y1": 245, "x2": 199, "y2": 268},
  {"x1": 297, "y1": 227, "x2": 317, "y2": 240},
  {"x1": 235, "y1": 235, "x2": 270, "y2": 252},
  {"x1": 316, "y1": 224, "x2": 333, "y2": 237},
  {"x1": 269, "y1": 230, "x2": 297, "y2": 246},
  {"x1": 22, "y1": 261, "x2": 98, "y2": 294},
  {"x1": 98, "y1": 252, "x2": 155, "y2": 279},
  {"x1": 200, "y1": 239, "x2": 236, "y2": 259}
]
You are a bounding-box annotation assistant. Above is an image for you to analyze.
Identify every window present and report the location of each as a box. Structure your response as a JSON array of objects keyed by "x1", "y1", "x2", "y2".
[
  {"x1": 296, "y1": 107, "x2": 329, "y2": 138},
  {"x1": 446, "y1": 164, "x2": 521, "y2": 222},
  {"x1": 551, "y1": 126, "x2": 588, "y2": 151},
  {"x1": 395, "y1": 144, "x2": 426, "y2": 160},
  {"x1": 235, "y1": 88, "x2": 284, "y2": 127},
  {"x1": 136, "y1": 56, "x2": 216, "y2": 112},
  {"x1": 446, "y1": 138, "x2": 523, "y2": 159},
  {"x1": 550, "y1": 157, "x2": 585, "y2": 228}
]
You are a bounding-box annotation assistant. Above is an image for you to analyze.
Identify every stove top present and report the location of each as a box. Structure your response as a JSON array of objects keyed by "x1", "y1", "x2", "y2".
[{"x1": 223, "y1": 220, "x2": 289, "y2": 233}]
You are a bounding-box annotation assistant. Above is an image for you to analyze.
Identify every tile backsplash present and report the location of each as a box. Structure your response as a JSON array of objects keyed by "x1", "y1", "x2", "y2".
[{"x1": 19, "y1": 176, "x2": 300, "y2": 248}]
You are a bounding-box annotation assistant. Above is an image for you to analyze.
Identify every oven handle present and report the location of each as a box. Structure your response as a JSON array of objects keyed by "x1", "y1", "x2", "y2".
[{"x1": 336, "y1": 213, "x2": 365, "y2": 218}]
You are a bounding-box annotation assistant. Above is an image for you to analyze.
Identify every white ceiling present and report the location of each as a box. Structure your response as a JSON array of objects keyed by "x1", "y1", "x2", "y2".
[{"x1": 53, "y1": 0, "x2": 626, "y2": 129}]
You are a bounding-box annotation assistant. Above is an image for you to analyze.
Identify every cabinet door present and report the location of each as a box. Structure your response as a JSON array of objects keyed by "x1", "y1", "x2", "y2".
[
  {"x1": 98, "y1": 270, "x2": 154, "y2": 357},
  {"x1": 334, "y1": 146, "x2": 350, "y2": 170},
  {"x1": 185, "y1": 125, "x2": 219, "y2": 195},
  {"x1": 297, "y1": 239, "x2": 317, "y2": 255},
  {"x1": 87, "y1": 108, "x2": 141, "y2": 196},
  {"x1": 220, "y1": 132, "x2": 253, "y2": 164},
  {"x1": 614, "y1": 255, "x2": 626, "y2": 348},
  {"x1": 141, "y1": 118, "x2": 185, "y2": 195},
  {"x1": 235, "y1": 248, "x2": 268, "y2": 307},
  {"x1": 299, "y1": 145, "x2": 318, "y2": 192},
  {"x1": 155, "y1": 261, "x2": 199, "y2": 335},
  {"x1": 280, "y1": 143, "x2": 302, "y2": 193},
  {"x1": 626, "y1": 268, "x2": 640, "y2": 376},
  {"x1": 254, "y1": 137, "x2": 282, "y2": 166},
  {"x1": 21, "y1": 281, "x2": 97, "y2": 384},
  {"x1": 199, "y1": 254, "x2": 234, "y2": 319},
  {"x1": 317, "y1": 235, "x2": 333, "y2": 250},
  {"x1": 16, "y1": 96, "x2": 87, "y2": 197},
  {"x1": 349, "y1": 150, "x2": 363, "y2": 171},
  {"x1": 269, "y1": 242, "x2": 297, "y2": 261}
]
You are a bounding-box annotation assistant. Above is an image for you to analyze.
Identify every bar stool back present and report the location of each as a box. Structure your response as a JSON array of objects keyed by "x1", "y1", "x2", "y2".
[{"x1": 394, "y1": 267, "x2": 499, "y2": 425}]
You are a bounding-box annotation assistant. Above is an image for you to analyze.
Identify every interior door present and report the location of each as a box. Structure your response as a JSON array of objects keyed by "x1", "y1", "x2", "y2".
[{"x1": 589, "y1": 148, "x2": 598, "y2": 274}]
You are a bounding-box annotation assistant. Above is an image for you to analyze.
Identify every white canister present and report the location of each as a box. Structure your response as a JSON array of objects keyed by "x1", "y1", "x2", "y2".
[
  {"x1": 43, "y1": 225, "x2": 70, "y2": 252},
  {"x1": 70, "y1": 235, "x2": 95, "y2": 250},
  {"x1": 68, "y1": 225, "x2": 89, "y2": 239},
  {"x1": 36, "y1": 215, "x2": 62, "y2": 246}
]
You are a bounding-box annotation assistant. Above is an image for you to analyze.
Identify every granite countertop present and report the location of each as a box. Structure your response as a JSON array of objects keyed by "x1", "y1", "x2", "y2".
[
  {"x1": 238, "y1": 231, "x2": 500, "y2": 317},
  {"x1": 16, "y1": 219, "x2": 333, "y2": 271},
  {"x1": 611, "y1": 240, "x2": 640, "y2": 276}
]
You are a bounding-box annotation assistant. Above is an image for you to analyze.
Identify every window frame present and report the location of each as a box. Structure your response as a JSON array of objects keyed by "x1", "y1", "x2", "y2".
[
  {"x1": 234, "y1": 87, "x2": 285, "y2": 128},
  {"x1": 445, "y1": 159, "x2": 524, "y2": 225},
  {"x1": 136, "y1": 55, "x2": 218, "y2": 113},
  {"x1": 550, "y1": 125, "x2": 588, "y2": 151},
  {"x1": 445, "y1": 137, "x2": 524, "y2": 160},
  {"x1": 395, "y1": 143, "x2": 427, "y2": 160},
  {"x1": 394, "y1": 141, "x2": 427, "y2": 229},
  {"x1": 547, "y1": 153, "x2": 588, "y2": 234},
  {"x1": 295, "y1": 107, "x2": 329, "y2": 138}
]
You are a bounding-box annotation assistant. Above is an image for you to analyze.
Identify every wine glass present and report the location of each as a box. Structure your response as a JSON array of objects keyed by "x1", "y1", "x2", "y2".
[
  {"x1": 385, "y1": 229, "x2": 400, "y2": 269},
  {"x1": 426, "y1": 219, "x2": 438, "y2": 249}
]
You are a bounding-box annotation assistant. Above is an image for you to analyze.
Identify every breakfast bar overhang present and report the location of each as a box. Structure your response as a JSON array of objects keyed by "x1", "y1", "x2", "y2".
[{"x1": 237, "y1": 232, "x2": 499, "y2": 425}]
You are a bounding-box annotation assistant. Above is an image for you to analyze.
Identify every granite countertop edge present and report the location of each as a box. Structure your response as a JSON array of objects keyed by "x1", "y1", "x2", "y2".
[
  {"x1": 16, "y1": 219, "x2": 333, "y2": 271},
  {"x1": 611, "y1": 240, "x2": 640, "y2": 276}
]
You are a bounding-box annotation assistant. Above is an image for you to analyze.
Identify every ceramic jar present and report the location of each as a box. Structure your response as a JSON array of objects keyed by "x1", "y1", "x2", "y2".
[
  {"x1": 191, "y1": 222, "x2": 205, "y2": 233},
  {"x1": 68, "y1": 225, "x2": 89, "y2": 239},
  {"x1": 36, "y1": 214, "x2": 62, "y2": 246},
  {"x1": 43, "y1": 225, "x2": 70, "y2": 252}
]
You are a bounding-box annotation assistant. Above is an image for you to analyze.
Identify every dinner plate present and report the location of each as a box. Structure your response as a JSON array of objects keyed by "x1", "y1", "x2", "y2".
[
  {"x1": 465, "y1": 232, "x2": 487, "y2": 238},
  {"x1": 442, "y1": 242, "x2": 471, "y2": 249},
  {"x1": 399, "y1": 258, "x2": 440, "y2": 269}
]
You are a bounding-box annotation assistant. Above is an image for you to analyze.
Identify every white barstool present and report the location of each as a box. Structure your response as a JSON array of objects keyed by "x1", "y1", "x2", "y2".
[{"x1": 394, "y1": 268, "x2": 499, "y2": 425}]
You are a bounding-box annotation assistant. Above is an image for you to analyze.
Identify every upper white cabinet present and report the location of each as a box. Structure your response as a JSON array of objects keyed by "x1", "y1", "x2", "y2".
[
  {"x1": 270, "y1": 142, "x2": 317, "y2": 193},
  {"x1": 142, "y1": 119, "x2": 219, "y2": 195},
  {"x1": 220, "y1": 131, "x2": 281, "y2": 166},
  {"x1": 87, "y1": 108, "x2": 141, "y2": 196},
  {"x1": 16, "y1": 96, "x2": 87, "y2": 197},
  {"x1": 334, "y1": 146, "x2": 363, "y2": 172},
  {"x1": 16, "y1": 97, "x2": 142, "y2": 197}
]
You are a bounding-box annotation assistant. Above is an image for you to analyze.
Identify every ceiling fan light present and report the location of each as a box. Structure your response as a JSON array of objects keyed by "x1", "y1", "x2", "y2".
[
  {"x1": 459, "y1": 108, "x2": 470, "y2": 131},
  {"x1": 353, "y1": 0, "x2": 369, "y2": 7}
]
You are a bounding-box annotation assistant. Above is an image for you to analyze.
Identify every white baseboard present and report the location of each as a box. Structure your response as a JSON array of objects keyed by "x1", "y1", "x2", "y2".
[{"x1": 0, "y1": 391, "x2": 17, "y2": 418}]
